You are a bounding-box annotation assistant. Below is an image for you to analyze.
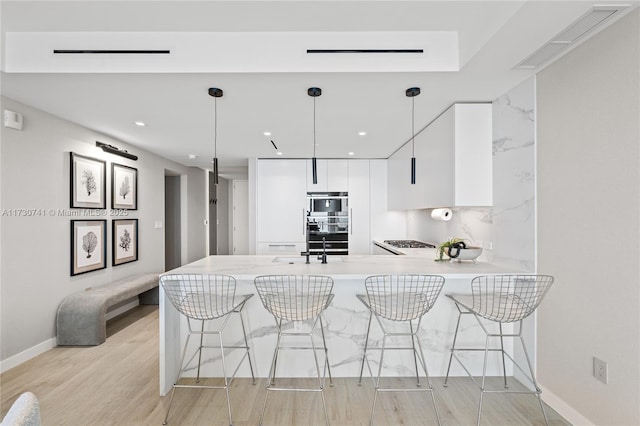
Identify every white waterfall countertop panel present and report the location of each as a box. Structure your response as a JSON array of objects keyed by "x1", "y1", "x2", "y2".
[{"x1": 159, "y1": 254, "x2": 528, "y2": 395}]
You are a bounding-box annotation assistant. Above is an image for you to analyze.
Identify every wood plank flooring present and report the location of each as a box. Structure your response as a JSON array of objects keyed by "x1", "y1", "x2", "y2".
[{"x1": 1, "y1": 306, "x2": 570, "y2": 425}]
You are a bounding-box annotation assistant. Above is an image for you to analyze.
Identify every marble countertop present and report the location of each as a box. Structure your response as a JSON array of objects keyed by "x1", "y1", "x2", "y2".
[{"x1": 165, "y1": 252, "x2": 526, "y2": 280}]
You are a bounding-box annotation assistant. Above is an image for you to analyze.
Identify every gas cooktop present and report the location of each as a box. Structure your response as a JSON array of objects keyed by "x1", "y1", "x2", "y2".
[{"x1": 383, "y1": 240, "x2": 436, "y2": 249}]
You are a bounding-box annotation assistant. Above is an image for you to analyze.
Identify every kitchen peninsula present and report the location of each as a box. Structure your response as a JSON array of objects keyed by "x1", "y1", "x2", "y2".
[{"x1": 159, "y1": 253, "x2": 527, "y2": 395}]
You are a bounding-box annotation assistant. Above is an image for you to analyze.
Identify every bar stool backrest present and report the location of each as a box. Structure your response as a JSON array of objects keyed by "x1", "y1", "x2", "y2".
[
  {"x1": 254, "y1": 275, "x2": 334, "y2": 321},
  {"x1": 160, "y1": 274, "x2": 238, "y2": 320},
  {"x1": 365, "y1": 274, "x2": 445, "y2": 321},
  {"x1": 470, "y1": 274, "x2": 554, "y2": 323}
]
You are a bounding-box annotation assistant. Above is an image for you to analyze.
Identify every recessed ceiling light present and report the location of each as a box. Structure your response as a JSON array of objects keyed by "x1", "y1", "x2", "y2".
[
  {"x1": 348, "y1": 152, "x2": 355, "y2": 156},
  {"x1": 277, "y1": 152, "x2": 283, "y2": 156},
  {"x1": 264, "y1": 131, "x2": 272, "y2": 136},
  {"x1": 188, "y1": 154, "x2": 197, "y2": 159},
  {"x1": 135, "y1": 121, "x2": 146, "y2": 127},
  {"x1": 358, "y1": 131, "x2": 366, "y2": 136}
]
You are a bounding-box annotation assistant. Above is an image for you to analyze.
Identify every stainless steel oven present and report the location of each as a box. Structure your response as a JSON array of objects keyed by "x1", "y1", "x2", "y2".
[{"x1": 307, "y1": 192, "x2": 348, "y2": 255}]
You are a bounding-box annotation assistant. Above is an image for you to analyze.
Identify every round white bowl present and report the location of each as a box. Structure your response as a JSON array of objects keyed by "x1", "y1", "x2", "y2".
[{"x1": 448, "y1": 246, "x2": 483, "y2": 262}]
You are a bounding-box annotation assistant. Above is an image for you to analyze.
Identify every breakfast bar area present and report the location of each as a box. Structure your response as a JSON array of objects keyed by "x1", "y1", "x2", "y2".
[{"x1": 159, "y1": 253, "x2": 529, "y2": 396}]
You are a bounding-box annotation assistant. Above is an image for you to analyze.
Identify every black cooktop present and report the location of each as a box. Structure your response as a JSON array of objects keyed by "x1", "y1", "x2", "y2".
[{"x1": 383, "y1": 240, "x2": 436, "y2": 249}]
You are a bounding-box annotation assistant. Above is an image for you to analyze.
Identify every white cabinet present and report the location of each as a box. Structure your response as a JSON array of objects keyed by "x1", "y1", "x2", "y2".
[
  {"x1": 388, "y1": 103, "x2": 492, "y2": 210},
  {"x1": 348, "y1": 160, "x2": 370, "y2": 254},
  {"x1": 306, "y1": 159, "x2": 348, "y2": 192},
  {"x1": 371, "y1": 159, "x2": 407, "y2": 240},
  {"x1": 256, "y1": 160, "x2": 307, "y2": 248}
]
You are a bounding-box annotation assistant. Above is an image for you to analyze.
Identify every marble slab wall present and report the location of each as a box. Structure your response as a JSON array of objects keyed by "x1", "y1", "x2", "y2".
[{"x1": 407, "y1": 77, "x2": 536, "y2": 270}]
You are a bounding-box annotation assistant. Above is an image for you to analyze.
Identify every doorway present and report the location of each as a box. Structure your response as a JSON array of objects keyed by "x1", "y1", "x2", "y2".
[{"x1": 164, "y1": 173, "x2": 181, "y2": 271}]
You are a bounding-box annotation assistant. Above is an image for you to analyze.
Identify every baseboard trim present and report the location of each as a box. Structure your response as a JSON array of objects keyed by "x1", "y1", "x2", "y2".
[
  {"x1": 541, "y1": 384, "x2": 594, "y2": 425},
  {"x1": 1, "y1": 301, "x2": 140, "y2": 373},
  {"x1": 0, "y1": 337, "x2": 57, "y2": 374}
]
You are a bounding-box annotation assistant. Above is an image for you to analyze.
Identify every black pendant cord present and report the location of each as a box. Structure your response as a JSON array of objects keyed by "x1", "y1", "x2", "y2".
[
  {"x1": 411, "y1": 95, "x2": 416, "y2": 185},
  {"x1": 214, "y1": 97, "x2": 217, "y2": 159},
  {"x1": 411, "y1": 96, "x2": 415, "y2": 158},
  {"x1": 312, "y1": 93, "x2": 318, "y2": 184},
  {"x1": 213, "y1": 96, "x2": 219, "y2": 185}
]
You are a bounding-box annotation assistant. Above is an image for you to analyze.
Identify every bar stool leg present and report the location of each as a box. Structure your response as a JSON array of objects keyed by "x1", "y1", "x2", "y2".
[
  {"x1": 163, "y1": 329, "x2": 194, "y2": 425},
  {"x1": 497, "y1": 323, "x2": 508, "y2": 389},
  {"x1": 238, "y1": 311, "x2": 256, "y2": 384},
  {"x1": 477, "y1": 332, "x2": 492, "y2": 426},
  {"x1": 414, "y1": 332, "x2": 441, "y2": 426},
  {"x1": 358, "y1": 310, "x2": 373, "y2": 385},
  {"x1": 217, "y1": 331, "x2": 233, "y2": 426},
  {"x1": 319, "y1": 315, "x2": 334, "y2": 386},
  {"x1": 409, "y1": 320, "x2": 421, "y2": 387},
  {"x1": 196, "y1": 320, "x2": 205, "y2": 382},
  {"x1": 310, "y1": 326, "x2": 330, "y2": 426},
  {"x1": 369, "y1": 333, "x2": 388, "y2": 426},
  {"x1": 443, "y1": 309, "x2": 463, "y2": 387},
  {"x1": 519, "y1": 334, "x2": 549, "y2": 426},
  {"x1": 260, "y1": 326, "x2": 283, "y2": 426}
]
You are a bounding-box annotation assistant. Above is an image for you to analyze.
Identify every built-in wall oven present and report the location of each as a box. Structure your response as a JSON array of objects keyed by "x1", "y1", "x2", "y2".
[{"x1": 307, "y1": 192, "x2": 348, "y2": 255}]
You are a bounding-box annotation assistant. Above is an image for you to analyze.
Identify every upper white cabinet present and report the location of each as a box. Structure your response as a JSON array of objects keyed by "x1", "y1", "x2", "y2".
[
  {"x1": 306, "y1": 159, "x2": 349, "y2": 192},
  {"x1": 388, "y1": 103, "x2": 492, "y2": 210},
  {"x1": 256, "y1": 160, "x2": 307, "y2": 246}
]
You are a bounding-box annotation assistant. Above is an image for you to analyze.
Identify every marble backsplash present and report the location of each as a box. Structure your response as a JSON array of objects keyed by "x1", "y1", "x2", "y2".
[{"x1": 407, "y1": 77, "x2": 536, "y2": 270}]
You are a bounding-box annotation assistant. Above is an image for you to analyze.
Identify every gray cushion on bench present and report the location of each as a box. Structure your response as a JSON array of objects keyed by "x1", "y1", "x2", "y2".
[{"x1": 56, "y1": 273, "x2": 159, "y2": 346}]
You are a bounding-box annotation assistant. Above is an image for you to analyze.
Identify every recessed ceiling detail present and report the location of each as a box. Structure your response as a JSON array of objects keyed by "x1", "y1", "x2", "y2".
[
  {"x1": 53, "y1": 49, "x2": 170, "y2": 54},
  {"x1": 4, "y1": 31, "x2": 459, "y2": 73},
  {"x1": 307, "y1": 49, "x2": 423, "y2": 54},
  {"x1": 516, "y1": 6, "x2": 630, "y2": 69}
]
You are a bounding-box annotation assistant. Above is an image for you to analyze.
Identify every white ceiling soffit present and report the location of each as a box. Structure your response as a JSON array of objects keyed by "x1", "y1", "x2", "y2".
[
  {"x1": 516, "y1": 5, "x2": 632, "y2": 69},
  {"x1": 4, "y1": 31, "x2": 459, "y2": 73}
]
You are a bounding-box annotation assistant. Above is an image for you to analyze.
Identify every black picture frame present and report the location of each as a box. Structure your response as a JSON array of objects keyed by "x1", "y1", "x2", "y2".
[
  {"x1": 70, "y1": 219, "x2": 107, "y2": 276},
  {"x1": 111, "y1": 163, "x2": 138, "y2": 210},
  {"x1": 70, "y1": 152, "x2": 106, "y2": 209},
  {"x1": 112, "y1": 219, "x2": 138, "y2": 266}
]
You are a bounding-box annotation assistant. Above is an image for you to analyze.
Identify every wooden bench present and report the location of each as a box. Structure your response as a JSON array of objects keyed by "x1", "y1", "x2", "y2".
[{"x1": 56, "y1": 273, "x2": 160, "y2": 346}]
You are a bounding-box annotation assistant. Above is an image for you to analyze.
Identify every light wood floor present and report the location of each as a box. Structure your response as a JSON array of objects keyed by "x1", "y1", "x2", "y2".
[{"x1": 1, "y1": 306, "x2": 570, "y2": 425}]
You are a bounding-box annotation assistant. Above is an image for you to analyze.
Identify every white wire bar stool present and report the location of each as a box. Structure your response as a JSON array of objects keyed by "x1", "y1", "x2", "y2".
[
  {"x1": 254, "y1": 274, "x2": 335, "y2": 426},
  {"x1": 443, "y1": 274, "x2": 554, "y2": 426},
  {"x1": 357, "y1": 274, "x2": 445, "y2": 426},
  {"x1": 160, "y1": 274, "x2": 255, "y2": 426}
]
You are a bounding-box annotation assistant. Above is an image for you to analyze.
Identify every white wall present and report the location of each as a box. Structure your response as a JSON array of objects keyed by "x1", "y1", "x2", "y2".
[
  {"x1": 537, "y1": 9, "x2": 640, "y2": 425},
  {"x1": 0, "y1": 96, "x2": 207, "y2": 366}
]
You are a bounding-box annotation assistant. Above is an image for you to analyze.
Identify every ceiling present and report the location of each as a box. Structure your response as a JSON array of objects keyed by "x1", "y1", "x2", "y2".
[{"x1": 1, "y1": 1, "x2": 636, "y2": 178}]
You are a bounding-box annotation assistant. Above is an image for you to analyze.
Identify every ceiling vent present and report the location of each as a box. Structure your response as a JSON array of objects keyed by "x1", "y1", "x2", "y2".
[{"x1": 516, "y1": 5, "x2": 630, "y2": 69}]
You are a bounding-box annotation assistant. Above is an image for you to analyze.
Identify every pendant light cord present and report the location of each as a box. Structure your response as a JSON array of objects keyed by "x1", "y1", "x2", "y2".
[
  {"x1": 313, "y1": 96, "x2": 317, "y2": 158},
  {"x1": 411, "y1": 96, "x2": 415, "y2": 157},
  {"x1": 214, "y1": 97, "x2": 218, "y2": 158}
]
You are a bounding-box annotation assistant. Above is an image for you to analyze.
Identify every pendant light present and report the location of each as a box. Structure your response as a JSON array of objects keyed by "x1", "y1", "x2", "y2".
[
  {"x1": 406, "y1": 87, "x2": 420, "y2": 185},
  {"x1": 308, "y1": 87, "x2": 321, "y2": 184},
  {"x1": 208, "y1": 87, "x2": 223, "y2": 185}
]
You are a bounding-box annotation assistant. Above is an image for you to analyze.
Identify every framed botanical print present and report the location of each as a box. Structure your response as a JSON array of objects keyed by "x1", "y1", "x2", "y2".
[
  {"x1": 111, "y1": 163, "x2": 138, "y2": 210},
  {"x1": 71, "y1": 220, "x2": 107, "y2": 276},
  {"x1": 113, "y1": 219, "x2": 138, "y2": 266},
  {"x1": 70, "y1": 152, "x2": 106, "y2": 209}
]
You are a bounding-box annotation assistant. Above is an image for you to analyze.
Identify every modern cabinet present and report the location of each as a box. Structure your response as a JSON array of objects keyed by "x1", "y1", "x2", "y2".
[
  {"x1": 388, "y1": 103, "x2": 492, "y2": 210},
  {"x1": 306, "y1": 159, "x2": 348, "y2": 192},
  {"x1": 256, "y1": 160, "x2": 307, "y2": 254},
  {"x1": 347, "y1": 160, "x2": 370, "y2": 254}
]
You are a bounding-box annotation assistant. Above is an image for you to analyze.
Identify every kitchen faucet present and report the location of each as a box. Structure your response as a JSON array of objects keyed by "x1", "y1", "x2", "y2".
[{"x1": 320, "y1": 237, "x2": 328, "y2": 264}]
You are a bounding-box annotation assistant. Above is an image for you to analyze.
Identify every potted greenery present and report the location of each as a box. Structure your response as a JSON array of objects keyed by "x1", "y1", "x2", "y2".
[
  {"x1": 435, "y1": 237, "x2": 483, "y2": 262},
  {"x1": 436, "y1": 238, "x2": 464, "y2": 261}
]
